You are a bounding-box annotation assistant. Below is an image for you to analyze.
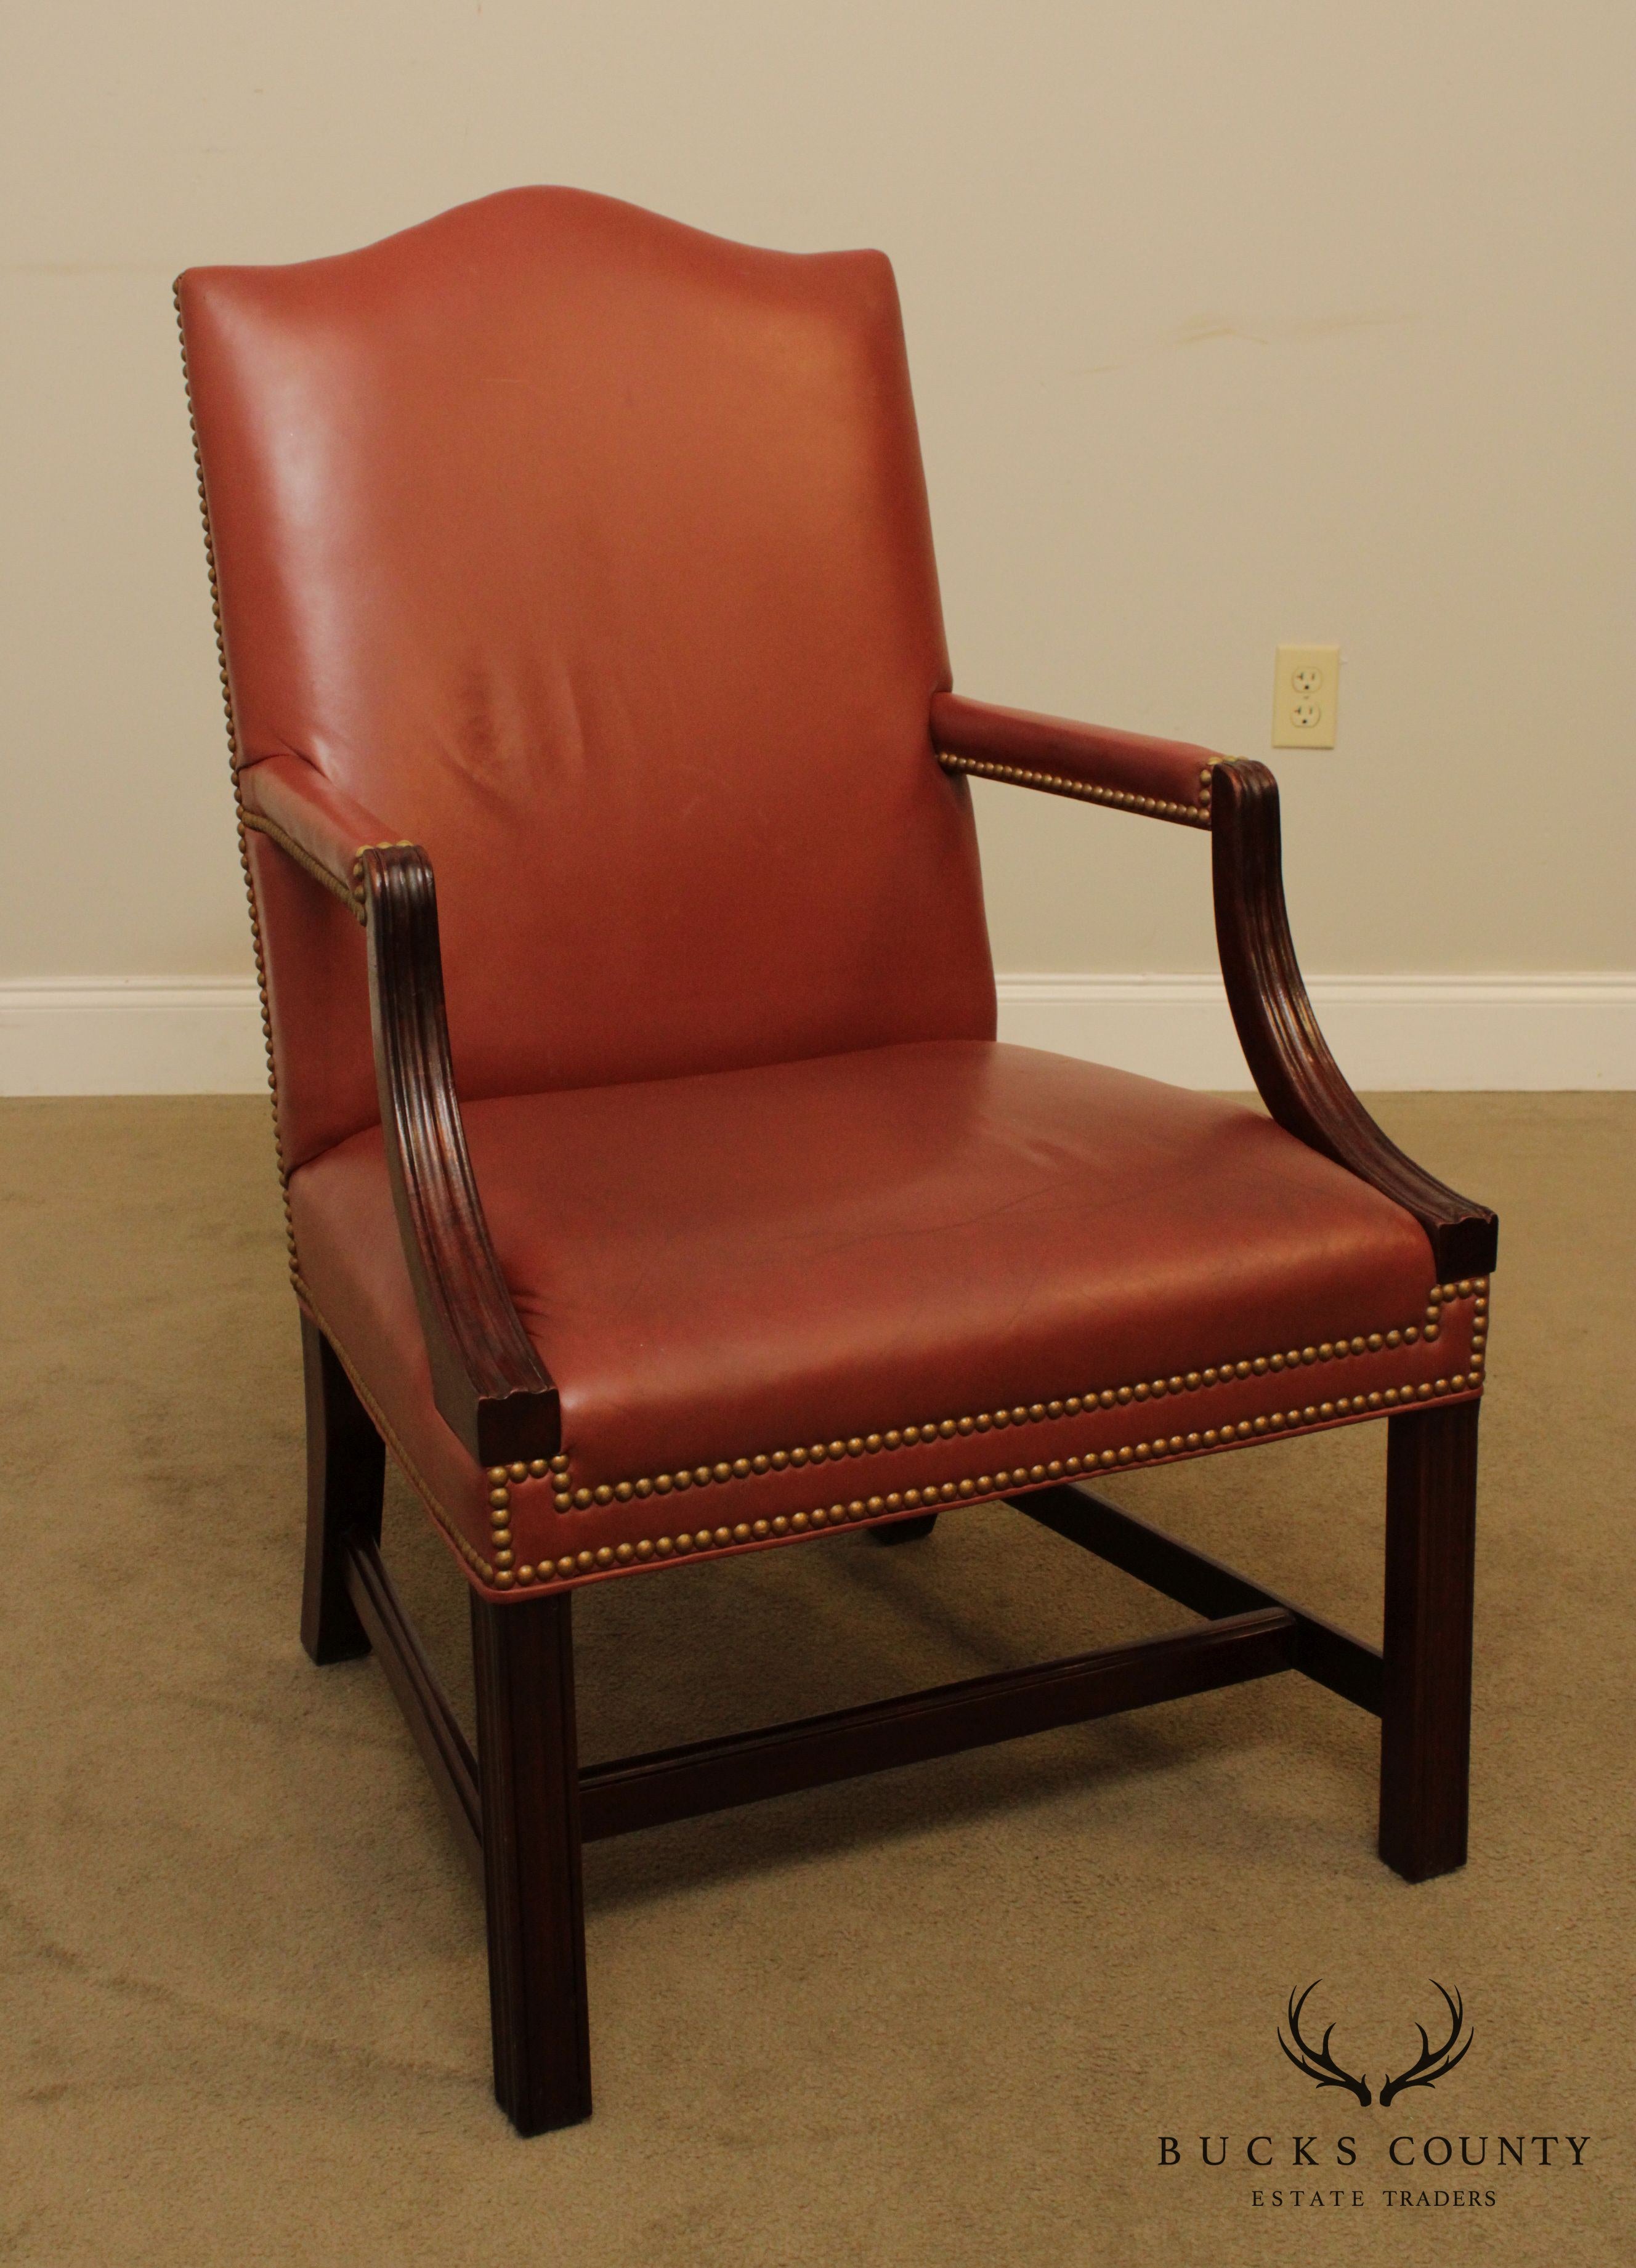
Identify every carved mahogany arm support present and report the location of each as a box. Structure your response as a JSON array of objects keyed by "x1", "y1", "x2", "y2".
[
  {"x1": 241, "y1": 756, "x2": 561, "y2": 1465},
  {"x1": 934, "y1": 698, "x2": 1497, "y2": 1278},
  {"x1": 1210, "y1": 762, "x2": 1496, "y2": 1278}
]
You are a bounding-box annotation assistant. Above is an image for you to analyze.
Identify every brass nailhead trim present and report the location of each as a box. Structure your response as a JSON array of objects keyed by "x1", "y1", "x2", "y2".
[
  {"x1": 519, "y1": 1379, "x2": 1473, "y2": 1586},
  {"x1": 555, "y1": 1284, "x2": 1482, "y2": 1513},
  {"x1": 241, "y1": 812, "x2": 419, "y2": 927},
  {"x1": 349, "y1": 841, "x2": 419, "y2": 911},
  {"x1": 176, "y1": 292, "x2": 299, "y2": 1278},
  {"x1": 182, "y1": 295, "x2": 424, "y2": 1300},
  {"x1": 506, "y1": 1284, "x2": 1489, "y2": 1589},
  {"x1": 241, "y1": 812, "x2": 358, "y2": 917},
  {"x1": 937, "y1": 751, "x2": 1213, "y2": 829}
]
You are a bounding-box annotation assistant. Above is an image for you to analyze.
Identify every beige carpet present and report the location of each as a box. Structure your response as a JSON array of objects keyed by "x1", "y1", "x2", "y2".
[{"x1": 1, "y1": 1093, "x2": 1630, "y2": 2266}]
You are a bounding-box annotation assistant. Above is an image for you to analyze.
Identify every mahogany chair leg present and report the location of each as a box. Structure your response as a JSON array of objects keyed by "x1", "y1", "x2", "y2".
[
  {"x1": 471, "y1": 1590, "x2": 593, "y2": 2136},
  {"x1": 869, "y1": 1512, "x2": 939, "y2": 1544},
  {"x1": 300, "y1": 1314, "x2": 386, "y2": 1665},
  {"x1": 1378, "y1": 1400, "x2": 1479, "y2": 1884}
]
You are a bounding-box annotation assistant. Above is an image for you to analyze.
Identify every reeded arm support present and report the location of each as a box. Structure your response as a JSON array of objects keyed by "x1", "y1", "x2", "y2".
[
  {"x1": 1209, "y1": 761, "x2": 1496, "y2": 1278},
  {"x1": 359, "y1": 844, "x2": 561, "y2": 1466},
  {"x1": 243, "y1": 755, "x2": 559, "y2": 1465}
]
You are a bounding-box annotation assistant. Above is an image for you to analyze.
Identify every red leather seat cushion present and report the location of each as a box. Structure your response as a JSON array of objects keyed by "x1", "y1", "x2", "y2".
[{"x1": 290, "y1": 1042, "x2": 1482, "y2": 1592}]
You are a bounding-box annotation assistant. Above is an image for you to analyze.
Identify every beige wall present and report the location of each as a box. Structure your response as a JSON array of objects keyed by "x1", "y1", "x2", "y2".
[{"x1": 4, "y1": 1, "x2": 1632, "y2": 985}]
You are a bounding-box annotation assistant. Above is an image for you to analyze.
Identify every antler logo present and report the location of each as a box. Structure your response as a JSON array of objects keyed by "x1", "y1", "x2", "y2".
[
  {"x1": 1278, "y1": 1981, "x2": 1473, "y2": 2110},
  {"x1": 1279, "y1": 1982, "x2": 1372, "y2": 2106},
  {"x1": 1378, "y1": 1983, "x2": 1473, "y2": 2107}
]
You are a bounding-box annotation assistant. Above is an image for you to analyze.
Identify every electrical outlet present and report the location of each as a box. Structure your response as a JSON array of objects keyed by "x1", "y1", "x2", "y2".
[{"x1": 1272, "y1": 643, "x2": 1340, "y2": 748}]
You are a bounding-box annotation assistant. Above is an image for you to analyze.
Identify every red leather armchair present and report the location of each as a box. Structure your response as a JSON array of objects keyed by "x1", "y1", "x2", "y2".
[{"x1": 177, "y1": 190, "x2": 1494, "y2": 2136}]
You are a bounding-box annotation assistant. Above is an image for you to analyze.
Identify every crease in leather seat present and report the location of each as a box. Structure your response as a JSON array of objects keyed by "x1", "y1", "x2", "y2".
[{"x1": 289, "y1": 1040, "x2": 1478, "y2": 1584}]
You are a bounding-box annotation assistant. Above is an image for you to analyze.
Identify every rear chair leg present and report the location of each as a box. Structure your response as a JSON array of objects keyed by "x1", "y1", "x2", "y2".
[
  {"x1": 471, "y1": 1590, "x2": 593, "y2": 2135},
  {"x1": 301, "y1": 1314, "x2": 386, "y2": 1664},
  {"x1": 869, "y1": 1512, "x2": 939, "y2": 1544},
  {"x1": 1379, "y1": 1400, "x2": 1479, "y2": 1883}
]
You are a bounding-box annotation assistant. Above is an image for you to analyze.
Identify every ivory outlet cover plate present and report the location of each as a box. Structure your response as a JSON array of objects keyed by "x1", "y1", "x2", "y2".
[{"x1": 1272, "y1": 642, "x2": 1340, "y2": 748}]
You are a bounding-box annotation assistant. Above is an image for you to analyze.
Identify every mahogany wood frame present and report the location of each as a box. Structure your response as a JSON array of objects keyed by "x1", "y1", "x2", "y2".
[
  {"x1": 1208, "y1": 763, "x2": 1496, "y2": 1278},
  {"x1": 361, "y1": 844, "x2": 560, "y2": 1468},
  {"x1": 281, "y1": 747, "x2": 1490, "y2": 2137}
]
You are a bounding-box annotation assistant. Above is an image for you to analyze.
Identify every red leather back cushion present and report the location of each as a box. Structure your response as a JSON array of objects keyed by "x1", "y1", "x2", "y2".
[{"x1": 179, "y1": 190, "x2": 995, "y2": 1164}]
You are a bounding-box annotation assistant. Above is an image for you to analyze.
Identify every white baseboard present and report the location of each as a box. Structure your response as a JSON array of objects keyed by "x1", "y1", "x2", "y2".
[
  {"x1": 1, "y1": 972, "x2": 1632, "y2": 1096},
  {"x1": 995, "y1": 972, "x2": 1636, "y2": 1091},
  {"x1": 0, "y1": 979, "x2": 270, "y2": 1096}
]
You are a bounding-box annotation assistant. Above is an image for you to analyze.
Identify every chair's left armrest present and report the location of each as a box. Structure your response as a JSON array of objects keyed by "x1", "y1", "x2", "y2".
[
  {"x1": 241, "y1": 753, "x2": 415, "y2": 911},
  {"x1": 243, "y1": 755, "x2": 560, "y2": 1467},
  {"x1": 933, "y1": 693, "x2": 1497, "y2": 1279}
]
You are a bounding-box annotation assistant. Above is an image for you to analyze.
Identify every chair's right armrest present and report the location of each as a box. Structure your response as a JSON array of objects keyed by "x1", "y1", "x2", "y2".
[
  {"x1": 931, "y1": 695, "x2": 1496, "y2": 1279},
  {"x1": 930, "y1": 691, "x2": 1217, "y2": 828},
  {"x1": 241, "y1": 754, "x2": 560, "y2": 1468},
  {"x1": 241, "y1": 753, "x2": 413, "y2": 920}
]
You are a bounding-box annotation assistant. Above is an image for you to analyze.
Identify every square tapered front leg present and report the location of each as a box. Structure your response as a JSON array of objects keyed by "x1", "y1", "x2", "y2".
[
  {"x1": 471, "y1": 1589, "x2": 593, "y2": 2134},
  {"x1": 1379, "y1": 1400, "x2": 1480, "y2": 1882}
]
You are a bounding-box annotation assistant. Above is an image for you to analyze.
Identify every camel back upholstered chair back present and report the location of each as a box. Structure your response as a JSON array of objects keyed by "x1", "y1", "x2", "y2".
[{"x1": 180, "y1": 188, "x2": 994, "y2": 1171}]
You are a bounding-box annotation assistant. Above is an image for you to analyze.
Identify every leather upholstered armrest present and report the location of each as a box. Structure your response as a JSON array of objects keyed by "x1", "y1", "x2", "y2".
[
  {"x1": 933, "y1": 694, "x2": 1497, "y2": 1279},
  {"x1": 930, "y1": 691, "x2": 1217, "y2": 828},
  {"x1": 242, "y1": 755, "x2": 560, "y2": 1465},
  {"x1": 241, "y1": 753, "x2": 412, "y2": 912}
]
